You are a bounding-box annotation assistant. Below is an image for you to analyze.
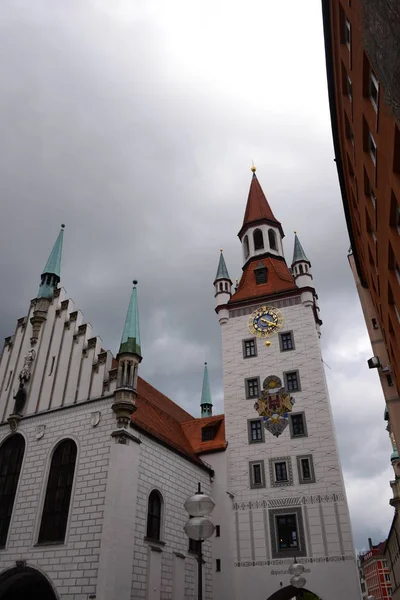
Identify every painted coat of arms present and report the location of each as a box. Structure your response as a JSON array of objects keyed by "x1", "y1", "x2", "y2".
[{"x1": 254, "y1": 377, "x2": 295, "y2": 437}]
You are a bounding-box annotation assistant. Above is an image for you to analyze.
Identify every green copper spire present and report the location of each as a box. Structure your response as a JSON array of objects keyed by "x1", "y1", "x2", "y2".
[
  {"x1": 215, "y1": 249, "x2": 231, "y2": 281},
  {"x1": 37, "y1": 224, "x2": 65, "y2": 298},
  {"x1": 292, "y1": 232, "x2": 310, "y2": 265},
  {"x1": 201, "y1": 362, "x2": 213, "y2": 418},
  {"x1": 119, "y1": 280, "x2": 141, "y2": 357}
]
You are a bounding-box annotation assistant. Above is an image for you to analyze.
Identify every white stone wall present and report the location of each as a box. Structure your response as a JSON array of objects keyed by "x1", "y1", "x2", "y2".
[
  {"x1": 0, "y1": 396, "x2": 115, "y2": 599},
  {"x1": 220, "y1": 297, "x2": 361, "y2": 600},
  {"x1": 130, "y1": 434, "x2": 213, "y2": 600}
]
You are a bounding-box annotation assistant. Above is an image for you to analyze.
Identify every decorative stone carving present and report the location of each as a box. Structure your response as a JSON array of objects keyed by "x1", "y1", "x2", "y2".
[
  {"x1": 11, "y1": 348, "x2": 36, "y2": 416},
  {"x1": 91, "y1": 411, "x2": 101, "y2": 427},
  {"x1": 30, "y1": 298, "x2": 51, "y2": 345},
  {"x1": 36, "y1": 425, "x2": 46, "y2": 440},
  {"x1": 112, "y1": 388, "x2": 137, "y2": 428}
]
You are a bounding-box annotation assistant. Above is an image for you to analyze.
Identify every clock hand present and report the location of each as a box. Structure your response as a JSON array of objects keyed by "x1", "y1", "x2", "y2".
[{"x1": 261, "y1": 318, "x2": 276, "y2": 325}]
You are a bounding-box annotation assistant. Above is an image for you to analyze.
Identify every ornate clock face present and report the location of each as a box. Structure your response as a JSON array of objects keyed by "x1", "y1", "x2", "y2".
[{"x1": 248, "y1": 306, "x2": 283, "y2": 337}]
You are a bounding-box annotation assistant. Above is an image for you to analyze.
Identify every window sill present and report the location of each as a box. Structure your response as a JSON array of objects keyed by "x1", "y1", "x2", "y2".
[
  {"x1": 144, "y1": 536, "x2": 165, "y2": 546},
  {"x1": 34, "y1": 541, "x2": 66, "y2": 547}
]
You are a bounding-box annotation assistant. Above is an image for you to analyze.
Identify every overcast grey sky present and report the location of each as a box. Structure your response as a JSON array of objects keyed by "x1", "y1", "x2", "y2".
[{"x1": 0, "y1": 0, "x2": 393, "y2": 549}]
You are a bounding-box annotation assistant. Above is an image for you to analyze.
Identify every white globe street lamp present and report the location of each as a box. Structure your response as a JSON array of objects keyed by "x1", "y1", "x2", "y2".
[
  {"x1": 289, "y1": 558, "x2": 306, "y2": 593},
  {"x1": 183, "y1": 484, "x2": 215, "y2": 600}
]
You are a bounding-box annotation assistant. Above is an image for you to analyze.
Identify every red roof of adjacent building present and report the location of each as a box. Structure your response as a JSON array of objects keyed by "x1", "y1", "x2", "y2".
[
  {"x1": 239, "y1": 173, "x2": 283, "y2": 238},
  {"x1": 229, "y1": 256, "x2": 297, "y2": 305},
  {"x1": 130, "y1": 377, "x2": 226, "y2": 468}
]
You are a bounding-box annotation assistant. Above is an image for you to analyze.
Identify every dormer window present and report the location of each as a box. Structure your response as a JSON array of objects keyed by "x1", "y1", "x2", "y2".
[
  {"x1": 268, "y1": 229, "x2": 277, "y2": 251},
  {"x1": 253, "y1": 229, "x2": 264, "y2": 251},
  {"x1": 202, "y1": 425, "x2": 217, "y2": 441},
  {"x1": 244, "y1": 235, "x2": 250, "y2": 258},
  {"x1": 255, "y1": 263, "x2": 267, "y2": 284}
]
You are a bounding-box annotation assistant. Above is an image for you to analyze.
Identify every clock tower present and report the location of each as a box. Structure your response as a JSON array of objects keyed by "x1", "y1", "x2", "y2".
[{"x1": 215, "y1": 168, "x2": 361, "y2": 600}]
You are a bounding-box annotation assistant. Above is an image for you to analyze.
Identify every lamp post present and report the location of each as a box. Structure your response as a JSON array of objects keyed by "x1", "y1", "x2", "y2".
[
  {"x1": 184, "y1": 483, "x2": 215, "y2": 600},
  {"x1": 366, "y1": 596, "x2": 376, "y2": 600},
  {"x1": 289, "y1": 558, "x2": 306, "y2": 598}
]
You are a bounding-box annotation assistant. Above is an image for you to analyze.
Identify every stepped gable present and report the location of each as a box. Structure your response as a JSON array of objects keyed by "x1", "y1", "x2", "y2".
[
  {"x1": 130, "y1": 377, "x2": 226, "y2": 463},
  {"x1": 229, "y1": 256, "x2": 297, "y2": 305}
]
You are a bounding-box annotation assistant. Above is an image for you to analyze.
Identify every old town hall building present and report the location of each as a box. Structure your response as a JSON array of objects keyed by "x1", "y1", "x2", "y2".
[{"x1": 0, "y1": 170, "x2": 361, "y2": 600}]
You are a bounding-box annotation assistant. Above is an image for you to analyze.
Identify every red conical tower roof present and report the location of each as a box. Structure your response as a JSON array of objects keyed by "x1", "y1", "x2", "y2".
[{"x1": 238, "y1": 169, "x2": 284, "y2": 239}]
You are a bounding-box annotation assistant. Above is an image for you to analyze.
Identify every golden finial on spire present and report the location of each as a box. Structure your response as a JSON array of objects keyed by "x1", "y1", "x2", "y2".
[
  {"x1": 220, "y1": 248, "x2": 223, "y2": 253},
  {"x1": 251, "y1": 161, "x2": 256, "y2": 173},
  {"x1": 294, "y1": 230, "x2": 297, "y2": 235}
]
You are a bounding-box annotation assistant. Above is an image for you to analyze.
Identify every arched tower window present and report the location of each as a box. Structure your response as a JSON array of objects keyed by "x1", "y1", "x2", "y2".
[
  {"x1": 253, "y1": 229, "x2": 264, "y2": 251},
  {"x1": 219, "y1": 282, "x2": 223, "y2": 292},
  {"x1": 147, "y1": 490, "x2": 162, "y2": 541},
  {"x1": 0, "y1": 434, "x2": 25, "y2": 548},
  {"x1": 299, "y1": 264, "x2": 304, "y2": 274},
  {"x1": 38, "y1": 439, "x2": 77, "y2": 545},
  {"x1": 243, "y1": 235, "x2": 250, "y2": 258},
  {"x1": 268, "y1": 229, "x2": 277, "y2": 251}
]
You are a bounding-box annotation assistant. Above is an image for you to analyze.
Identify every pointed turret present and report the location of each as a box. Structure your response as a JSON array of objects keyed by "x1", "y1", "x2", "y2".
[
  {"x1": 291, "y1": 231, "x2": 313, "y2": 290},
  {"x1": 200, "y1": 362, "x2": 213, "y2": 418},
  {"x1": 37, "y1": 225, "x2": 65, "y2": 298},
  {"x1": 214, "y1": 249, "x2": 232, "y2": 325},
  {"x1": 112, "y1": 281, "x2": 142, "y2": 428},
  {"x1": 119, "y1": 281, "x2": 141, "y2": 358},
  {"x1": 238, "y1": 167, "x2": 284, "y2": 266}
]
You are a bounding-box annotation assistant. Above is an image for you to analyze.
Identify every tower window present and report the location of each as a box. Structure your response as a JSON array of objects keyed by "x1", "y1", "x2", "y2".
[
  {"x1": 274, "y1": 461, "x2": 288, "y2": 482},
  {"x1": 299, "y1": 264, "x2": 304, "y2": 274},
  {"x1": 216, "y1": 559, "x2": 221, "y2": 572},
  {"x1": 215, "y1": 525, "x2": 220, "y2": 537},
  {"x1": 249, "y1": 460, "x2": 265, "y2": 489},
  {"x1": 372, "y1": 318, "x2": 379, "y2": 329},
  {"x1": 245, "y1": 377, "x2": 260, "y2": 399},
  {"x1": 243, "y1": 338, "x2": 257, "y2": 358},
  {"x1": 289, "y1": 413, "x2": 307, "y2": 438},
  {"x1": 146, "y1": 490, "x2": 162, "y2": 541},
  {"x1": 279, "y1": 332, "x2": 294, "y2": 352},
  {"x1": 243, "y1": 235, "x2": 250, "y2": 259},
  {"x1": 248, "y1": 419, "x2": 264, "y2": 444},
  {"x1": 297, "y1": 455, "x2": 316, "y2": 484},
  {"x1": 268, "y1": 229, "x2": 277, "y2": 251},
  {"x1": 255, "y1": 267, "x2": 267, "y2": 284},
  {"x1": 219, "y1": 282, "x2": 223, "y2": 292},
  {"x1": 253, "y1": 229, "x2": 264, "y2": 251},
  {"x1": 224, "y1": 282, "x2": 228, "y2": 291},
  {"x1": 369, "y1": 69, "x2": 379, "y2": 111},
  {"x1": 0, "y1": 434, "x2": 25, "y2": 548},
  {"x1": 38, "y1": 439, "x2": 77, "y2": 544},
  {"x1": 284, "y1": 371, "x2": 301, "y2": 392},
  {"x1": 276, "y1": 514, "x2": 299, "y2": 550}
]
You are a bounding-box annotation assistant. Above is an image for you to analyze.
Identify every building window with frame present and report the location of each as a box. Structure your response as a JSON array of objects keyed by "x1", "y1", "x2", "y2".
[
  {"x1": 146, "y1": 490, "x2": 162, "y2": 541},
  {"x1": 0, "y1": 434, "x2": 25, "y2": 549},
  {"x1": 369, "y1": 69, "x2": 379, "y2": 111},
  {"x1": 347, "y1": 75, "x2": 352, "y2": 101},
  {"x1": 279, "y1": 331, "x2": 294, "y2": 352},
  {"x1": 254, "y1": 266, "x2": 267, "y2": 284},
  {"x1": 38, "y1": 439, "x2": 77, "y2": 545},
  {"x1": 368, "y1": 132, "x2": 377, "y2": 165},
  {"x1": 202, "y1": 425, "x2": 217, "y2": 441},
  {"x1": 249, "y1": 460, "x2": 265, "y2": 489},
  {"x1": 243, "y1": 235, "x2": 250, "y2": 259},
  {"x1": 284, "y1": 371, "x2": 300, "y2": 392},
  {"x1": 344, "y1": 16, "x2": 351, "y2": 48},
  {"x1": 289, "y1": 413, "x2": 307, "y2": 438},
  {"x1": 274, "y1": 461, "x2": 288, "y2": 482},
  {"x1": 248, "y1": 419, "x2": 264, "y2": 444},
  {"x1": 297, "y1": 455, "x2": 316, "y2": 484},
  {"x1": 246, "y1": 377, "x2": 260, "y2": 399},
  {"x1": 276, "y1": 514, "x2": 299, "y2": 550},
  {"x1": 243, "y1": 338, "x2": 257, "y2": 358}
]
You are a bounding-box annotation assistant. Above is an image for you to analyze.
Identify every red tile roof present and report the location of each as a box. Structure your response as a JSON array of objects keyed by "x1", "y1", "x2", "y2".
[
  {"x1": 239, "y1": 174, "x2": 283, "y2": 238},
  {"x1": 229, "y1": 256, "x2": 297, "y2": 305},
  {"x1": 130, "y1": 377, "x2": 226, "y2": 467}
]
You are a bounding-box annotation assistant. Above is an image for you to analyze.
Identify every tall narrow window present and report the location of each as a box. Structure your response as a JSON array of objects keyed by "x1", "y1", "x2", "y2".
[
  {"x1": 147, "y1": 490, "x2": 162, "y2": 541},
  {"x1": 246, "y1": 378, "x2": 260, "y2": 398},
  {"x1": 253, "y1": 229, "x2": 264, "y2": 251},
  {"x1": 243, "y1": 235, "x2": 250, "y2": 258},
  {"x1": 0, "y1": 434, "x2": 25, "y2": 548},
  {"x1": 268, "y1": 229, "x2": 277, "y2": 250},
  {"x1": 345, "y1": 17, "x2": 351, "y2": 49},
  {"x1": 276, "y1": 514, "x2": 299, "y2": 550},
  {"x1": 369, "y1": 69, "x2": 379, "y2": 111},
  {"x1": 38, "y1": 439, "x2": 77, "y2": 544}
]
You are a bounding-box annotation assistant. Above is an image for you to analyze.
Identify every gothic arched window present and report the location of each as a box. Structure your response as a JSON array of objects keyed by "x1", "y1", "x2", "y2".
[
  {"x1": 38, "y1": 439, "x2": 77, "y2": 544},
  {"x1": 0, "y1": 434, "x2": 25, "y2": 548},
  {"x1": 299, "y1": 264, "x2": 304, "y2": 274},
  {"x1": 253, "y1": 229, "x2": 264, "y2": 251},
  {"x1": 147, "y1": 490, "x2": 162, "y2": 541},
  {"x1": 243, "y1": 235, "x2": 250, "y2": 258},
  {"x1": 268, "y1": 229, "x2": 277, "y2": 251}
]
